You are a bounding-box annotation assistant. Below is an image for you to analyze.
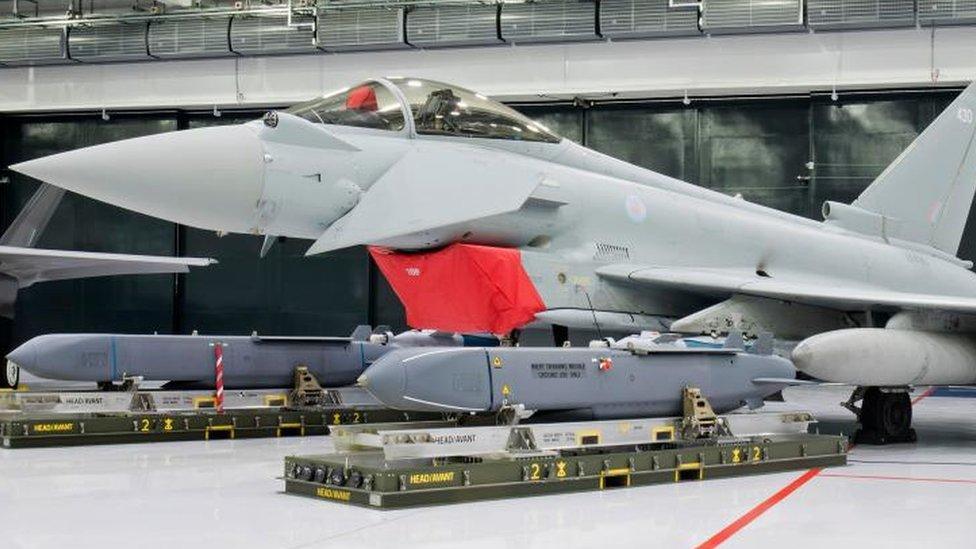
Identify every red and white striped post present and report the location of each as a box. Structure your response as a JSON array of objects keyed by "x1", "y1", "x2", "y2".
[{"x1": 213, "y1": 343, "x2": 225, "y2": 413}]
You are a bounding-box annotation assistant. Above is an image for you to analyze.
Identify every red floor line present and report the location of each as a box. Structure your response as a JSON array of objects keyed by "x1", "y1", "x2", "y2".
[
  {"x1": 820, "y1": 473, "x2": 976, "y2": 485},
  {"x1": 695, "y1": 468, "x2": 822, "y2": 549},
  {"x1": 695, "y1": 385, "x2": 935, "y2": 547},
  {"x1": 911, "y1": 387, "x2": 936, "y2": 405}
]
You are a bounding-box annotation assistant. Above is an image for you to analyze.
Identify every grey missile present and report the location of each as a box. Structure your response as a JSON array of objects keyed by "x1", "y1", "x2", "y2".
[
  {"x1": 7, "y1": 327, "x2": 492, "y2": 389},
  {"x1": 357, "y1": 333, "x2": 796, "y2": 420}
]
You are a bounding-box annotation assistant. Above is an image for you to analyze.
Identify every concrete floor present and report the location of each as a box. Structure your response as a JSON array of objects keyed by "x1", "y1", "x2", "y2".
[{"x1": 1, "y1": 385, "x2": 973, "y2": 549}]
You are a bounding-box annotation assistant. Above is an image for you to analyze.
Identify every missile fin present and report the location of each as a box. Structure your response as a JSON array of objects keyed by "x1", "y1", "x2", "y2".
[{"x1": 350, "y1": 325, "x2": 372, "y2": 341}]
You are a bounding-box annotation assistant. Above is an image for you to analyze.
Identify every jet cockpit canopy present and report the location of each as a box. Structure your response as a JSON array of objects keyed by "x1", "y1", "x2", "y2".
[
  {"x1": 286, "y1": 81, "x2": 406, "y2": 131},
  {"x1": 388, "y1": 77, "x2": 561, "y2": 143},
  {"x1": 285, "y1": 78, "x2": 561, "y2": 143}
]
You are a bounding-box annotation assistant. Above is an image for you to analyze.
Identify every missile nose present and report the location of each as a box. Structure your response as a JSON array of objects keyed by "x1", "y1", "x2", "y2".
[
  {"x1": 6, "y1": 339, "x2": 38, "y2": 373},
  {"x1": 10, "y1": 125, "x2": 266, "y2": 235},
  {"x1": 358, "y1": 354, "x2": 407, "y2": 409}
]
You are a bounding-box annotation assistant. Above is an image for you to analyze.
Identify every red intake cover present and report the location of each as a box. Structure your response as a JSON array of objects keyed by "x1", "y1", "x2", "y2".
[{"x1": 369, "y1": 244, "x2": 545, "y2": 334}]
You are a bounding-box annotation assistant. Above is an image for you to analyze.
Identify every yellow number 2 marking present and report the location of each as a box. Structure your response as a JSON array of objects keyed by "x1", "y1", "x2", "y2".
[
  {"x1": 752, "y1": 446, "x2": 762, "y2": 461},
  {"x1": 139, "y1": 418, "x2": 151, "y2": 432},
  {"x1": 530, "y1": 463, "x2": 541, "y2": 481}
]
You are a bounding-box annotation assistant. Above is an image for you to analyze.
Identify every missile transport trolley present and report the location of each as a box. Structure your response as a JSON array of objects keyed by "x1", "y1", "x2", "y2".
[
  {"x1": 0, "y1": 368, "x2": 447, "y2": 448},
  {"x1": 282, "y1": 388, "x2": 848, "y2": 508}
]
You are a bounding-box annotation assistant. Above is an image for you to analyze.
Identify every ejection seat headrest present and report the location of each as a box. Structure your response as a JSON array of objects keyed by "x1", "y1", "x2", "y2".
[{"x1": 346, "y1": 86, "x2": 379, "y2": 112}]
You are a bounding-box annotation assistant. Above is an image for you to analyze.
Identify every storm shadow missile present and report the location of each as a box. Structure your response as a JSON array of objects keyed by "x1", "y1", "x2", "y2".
[
  {"x1": 792, "y1": 328, "x2": 976, "y2": 386},
  {"x1": 357, "y1": 333, "x2": 796, "y2": 420},
  {"x1": 7, "y1": 327, "x2": 495, "y2": 389}
]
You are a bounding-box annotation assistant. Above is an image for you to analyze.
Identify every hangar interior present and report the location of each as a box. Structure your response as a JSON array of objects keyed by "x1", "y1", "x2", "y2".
[{"x1": 1, "y1": 1, "x2": 976, "y2": 548}]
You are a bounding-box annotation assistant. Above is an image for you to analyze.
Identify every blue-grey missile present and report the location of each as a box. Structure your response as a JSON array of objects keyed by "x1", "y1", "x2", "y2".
[
  {"x1": 357, "y1": 334, "x2": 796, "y2": 419},
  {"x1": 6, "y1": 328, "x2": 491, "y2": 389}
]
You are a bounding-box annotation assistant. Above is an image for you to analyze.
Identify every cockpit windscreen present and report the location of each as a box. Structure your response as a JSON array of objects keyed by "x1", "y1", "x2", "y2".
[
  {"x1": 286, "y1": 82, "x2": 405, "y2": 131},
  {"x1": 390, "y1": 78, "x2": 561, "y2": 143}
]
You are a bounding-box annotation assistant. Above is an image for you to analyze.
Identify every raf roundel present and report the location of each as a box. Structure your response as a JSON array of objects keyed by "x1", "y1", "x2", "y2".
[{"x1": 625, "y1": 195, "x2": 648, "y2": 223}]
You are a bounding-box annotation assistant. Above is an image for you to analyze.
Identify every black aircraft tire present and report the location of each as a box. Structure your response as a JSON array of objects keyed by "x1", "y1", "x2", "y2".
[
  {"x1": 2, "y1": 361, "x2": 19, "y2": 389},
  {"x1": 861, "y1": 387, "x2": 913, "y2": 442},
  {"x1": 880, "y1": 391, "x2": 913, "y2": 437}
]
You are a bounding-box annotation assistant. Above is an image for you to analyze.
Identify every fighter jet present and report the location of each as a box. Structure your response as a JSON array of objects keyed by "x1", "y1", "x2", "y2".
[
  {"x1": 11, "y1": 77, "x2": 976, "y2": 442},
  {"x1": 0, "y1": 183, "x2": 215, "y2": 387}
]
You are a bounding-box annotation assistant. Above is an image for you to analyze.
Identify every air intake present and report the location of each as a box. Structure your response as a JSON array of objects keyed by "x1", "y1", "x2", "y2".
[
  {"x1": 500, "y1": 0, "x2": 599, "y2": 43},
  {"x1": 406, "y1": 4, "x2": 501, "y2": 48},
  {"x1": 230, "y1": 14, "x2": 319, "y2": 56},
  {"x1": 149, "y1": 17, "x2": 233, "y2": 58},
  {"x1": 600, "y1": 0, "x2": 700, "y2": 39},
  {"x1": 918, "y1": 0, "x2": 976, "y2": 26},
  {"x1": 68, "y1": 23, "x2": 151, "y2": 62},
  {"x1": 318, "y1": 7, "x2": 407, "y2": 51},
  {"x1": 808, "y1": 0, "x2": 915, "y2": 29},
  {"x1": 701, "y1": 0, "x2": 805, "y2": 34},
  {"x1": 0, "y1": 27, "x2": 66, "y2": 66}
]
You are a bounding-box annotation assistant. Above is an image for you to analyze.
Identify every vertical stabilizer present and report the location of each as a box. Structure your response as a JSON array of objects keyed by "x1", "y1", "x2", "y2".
[{"x1": 853, "y1": 82, "x2": 976, "y2": 256}]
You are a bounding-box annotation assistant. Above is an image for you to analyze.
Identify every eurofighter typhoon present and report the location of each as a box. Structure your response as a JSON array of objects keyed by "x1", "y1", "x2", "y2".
[{"x1": 12, "y1": 77, "x2": 976, "y2": 441}]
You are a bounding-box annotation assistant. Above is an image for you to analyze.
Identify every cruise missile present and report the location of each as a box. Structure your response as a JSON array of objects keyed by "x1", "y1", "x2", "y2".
[
  {"x1": 6, "y1": 327, "x2": 490, "y2": 389},
  {"x1": 357, "y1": 333, "x2": 795, "y2": 420}
]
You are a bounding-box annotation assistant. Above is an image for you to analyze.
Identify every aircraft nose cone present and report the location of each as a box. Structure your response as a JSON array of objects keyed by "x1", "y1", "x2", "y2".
[{"x1": 10, "y1": 125, "x2": 266, "y2": 235}]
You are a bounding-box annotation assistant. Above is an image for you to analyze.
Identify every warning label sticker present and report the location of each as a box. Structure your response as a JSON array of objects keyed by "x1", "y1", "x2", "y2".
[{"x1": 531, "y1": 363, "x2": 586, "y2": 380}]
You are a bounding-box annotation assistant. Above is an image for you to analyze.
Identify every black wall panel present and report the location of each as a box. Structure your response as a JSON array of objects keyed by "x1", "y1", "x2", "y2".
[
  {"x1": 586, "y1": 106, "x2": 699, "y2": 183},
  {"x1": 523, "y1": 109, "x2": 583, "y2": 144},
  {"x1": 179, "y1": 230, "x2": 371, "y2": 335},
  {"x1": 698, "y1": 102, "x2": 811, "y2": 215}
]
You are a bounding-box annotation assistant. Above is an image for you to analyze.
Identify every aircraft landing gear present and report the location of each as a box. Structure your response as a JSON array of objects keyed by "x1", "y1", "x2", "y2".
[{"x1": 846, "y1": 386, "x2": 917, "y2": 445}]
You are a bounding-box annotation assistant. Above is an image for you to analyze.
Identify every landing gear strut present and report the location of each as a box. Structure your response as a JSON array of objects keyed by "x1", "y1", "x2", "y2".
[{"x1": 845, "y1": 386, "x2": 917, "y2": 445}]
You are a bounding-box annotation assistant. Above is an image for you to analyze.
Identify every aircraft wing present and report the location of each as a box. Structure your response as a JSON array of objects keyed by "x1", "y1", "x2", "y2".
[
  {"x1": 596, "y1": 264, "x2": 976, "y2": 314},
  {"x1": 0, "y1": 246, "x2": 216, "y2": 287}
]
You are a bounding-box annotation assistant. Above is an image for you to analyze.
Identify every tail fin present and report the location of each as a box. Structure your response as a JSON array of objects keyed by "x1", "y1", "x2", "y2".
[{"x1": 853, "y1": 82, "x2": 976, "y2": 256}]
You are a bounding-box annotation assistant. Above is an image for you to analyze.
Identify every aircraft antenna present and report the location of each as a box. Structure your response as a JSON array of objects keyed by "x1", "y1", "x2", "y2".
[{"x1": 579, "y1": 287, "x2": 604, "y2": 341}]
